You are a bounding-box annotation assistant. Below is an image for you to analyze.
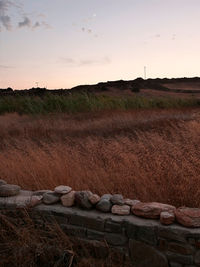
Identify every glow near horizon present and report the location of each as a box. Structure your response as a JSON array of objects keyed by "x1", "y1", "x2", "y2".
[{"x1": 0, "y1": 0, "x2": 200, "y2": 89}]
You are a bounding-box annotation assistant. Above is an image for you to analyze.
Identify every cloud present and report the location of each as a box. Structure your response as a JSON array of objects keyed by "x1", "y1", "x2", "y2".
[
  {"x1": 59, "y1": 56, "x2": 111, "y2": 67},
  {"x1": 0, "y1": 0, "x2": 12, "y2": 30},
  {"x1": 0, "y1": 0, "x2": 50, "y2": 31},
  {"x1": 0, "y1": 64, "x2": 14, "y2": 69},
  {"x1": 18, "y1": 16, "x2": 31, "y2": 28}
]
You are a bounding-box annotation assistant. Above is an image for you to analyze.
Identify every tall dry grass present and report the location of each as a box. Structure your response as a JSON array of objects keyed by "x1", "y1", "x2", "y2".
[{"x1": 0, "y1": 108, "x2": 200, "y2": 207}]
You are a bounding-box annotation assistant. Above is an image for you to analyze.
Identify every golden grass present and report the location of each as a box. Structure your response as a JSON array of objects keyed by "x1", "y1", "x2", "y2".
[{"x1": 0, "y1": 108, "x2": 200, "y2": 207}]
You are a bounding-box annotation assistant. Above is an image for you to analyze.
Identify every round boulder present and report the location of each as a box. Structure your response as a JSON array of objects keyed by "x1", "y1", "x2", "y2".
[
  {"x1": 75, "y1": 191, "x2": 93, "y2": 209},
  {"x1": 43, "y1": 192, "x2": 60, "y2": 205},
  {"x1": 0, "y1": 179, "x2": 7, "y2": 186},
  {"x1": 110, "y1": 194, "x2": 124, "y2": 205},
  {"x1": 96, "y1": 199, "x2": 112, "y2": 213},
  {"x1": 61, "y1": 190, "x2": 75, "y2": 207},
  {"x1": 0, "y1": 184, "x2": 21, "y2": 197},
  {"x1": 54, "y1": 185, "x2": 72, "y2": 194},
  {"x1": 175, "y1": 207, "x2": 200, "y2": 228}
]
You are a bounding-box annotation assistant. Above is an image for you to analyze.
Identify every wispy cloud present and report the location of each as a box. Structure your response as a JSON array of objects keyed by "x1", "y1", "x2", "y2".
[
  {"x1": 0, "y1": 0, "x2": 50, "y2": 31},
  {"x1": 0, "y1": 64, "x2": 14, "y2": 69},
  {"x1": 59, "y1": 56, "x2": 111, "y2": 67}
]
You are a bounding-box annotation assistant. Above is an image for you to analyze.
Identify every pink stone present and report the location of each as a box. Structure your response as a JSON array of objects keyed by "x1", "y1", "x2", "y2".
[
  {"x1": 111, "y1": 205, "x2": 130, "y2": 215},
  {"x1": 132, "y1": 202, "x2": 176, "y2": 219},
  {"x1": 29, "y1": 195, "x2": 43, "y2": 207},
  {"x1": 88, "y1": 194, "x2": 100, "y2": 205},
  {"x1": 124, "y1": 199, "x2": 141, "y2": 207},
  {"x1": 175, "y1": 207, "x2": 200, "y2": 228},
  {"x1": 61, "y1": 191, "x2": 75, "y2": 207},
  {"x1": 160, "y1": 211, "x2": 175, "y2": 225}
]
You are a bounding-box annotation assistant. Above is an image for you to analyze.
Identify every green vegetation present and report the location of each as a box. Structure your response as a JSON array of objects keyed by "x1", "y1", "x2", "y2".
[{"x1": 0, "y1": 93, "x2": 199, "y2": 115}]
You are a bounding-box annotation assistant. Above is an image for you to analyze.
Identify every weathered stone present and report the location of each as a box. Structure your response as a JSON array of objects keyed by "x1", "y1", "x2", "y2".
[
  {"x1": 0, "y1": 184, "x2": 21, "y2": 197},
  {"x1": 110, "y1": 194, "x2": 124, "y2": 205},
  {"x1": 43, "y1": 192, "x2": 60, "y2": 205},
  {"x1": 158, "y1": 227, "x2": 187, "y2": 243},
  {"x1": 61, "y1": 190, "x2": 75, "y2": 207},
  {"x1": 169, "y1": 263, "x2": 182, "y2": 267},
  {"x1": 60, "y1": 224, "x2": 86, "y2": 238},
  {"x1": 195, "y1": 250, "x2": 200, "y2": 266},
  {"x1": 75, "y1": 191, "x2": 93, "y2": 209},
  {"x1": 160, "y1": 211, "x2": 175, "y2": 225},
  {"x1": 87, "y1": 229, "x2": 104, "y2": 241},
  {"x1": 96, "y1": 199, "x2": 112, "y2": 213},
  {"x1": 132, "y1": 202, "x2": 176, "y2": 219},
  {"x1": 166, "y1": 252, "x2": 193, "y2": 265},
  {"x1": 88, "y1": 194, "x2": 100, "y2": 205},
  {"x1": 105, "y1": 233, "x2": 128, "y2": 246},
  {"x1": 124, "y1": 199, "x2": 140, "y2": 206},
  {"x1": 54, "y1": 185, "x2": 72, "y2": 194},
  {"x1": 29, "y1": 195, "x2": 43, "y2": 207},
  {"x1": 101, "y1": 194, "x2": 112, "y2": 200},
  {"x1": 105, "y1": 219, "x2": 122, "y2": 233},
  {"x1": 32, "y1": 190, "x2": 52, "y2": 196},
  {"x1": 136, "y1": 226, "x2": 158, "y2": 245},
  {"x1": 0, "y1": 179, "x2": 7, "y2": 186},
  {"x1": 111, "y1": 205, "x2": 130, "y2": 215},
  {"x1": 68, "y1": 214, "x2": 104, "y2": 231},
  {"x1": 129, "y1": 239, "x2": 168, "y2": 267},
  {"x1": 168, "y1": 242, "x2": 194, "y2": 255},
  {"x1": 176, "y1": 207, "x2": 200, "y2": 228}
]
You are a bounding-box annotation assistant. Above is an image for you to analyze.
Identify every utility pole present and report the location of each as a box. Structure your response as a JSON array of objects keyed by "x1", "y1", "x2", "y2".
[{"x1": 144, "y1": 66, "x2": 147, "y2": 80}]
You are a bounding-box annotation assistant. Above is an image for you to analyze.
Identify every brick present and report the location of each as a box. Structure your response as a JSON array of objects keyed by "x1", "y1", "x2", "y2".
[
  {"x1": 129, "y1": 239, "x2": 168, "y2": 267},
  {"x1": 60, "y1": 224, "x2": 86, "y2": 238},
  {"x1": 105, "y1": 233, "x2": 128, "y2": 246},
  {"x1": 105, "y1": 219, "x2": 122, "y2": 233},
  {"x1": 168, "y1": 242, "x2": 194, "y2": 255},
  {"x1": 87, "y1": 229, "x2": 104, "y2": 241},
  {"x1": 166, "y1": 252, "x2": 193, "y2": 265},
  {"x1": 68, "y1": 214, "x2": 105, "y2": 231}
]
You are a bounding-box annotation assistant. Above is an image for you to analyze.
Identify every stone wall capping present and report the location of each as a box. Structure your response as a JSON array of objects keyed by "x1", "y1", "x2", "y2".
[{"x1": 3, "y1": 184, "x2": 200, "y2": 265}]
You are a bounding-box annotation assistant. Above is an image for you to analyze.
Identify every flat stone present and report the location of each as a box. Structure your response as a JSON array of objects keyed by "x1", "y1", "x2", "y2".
[
  {"x1": 124, "y1": 199, "x2": 140, "y2": 206},
  {"x1": 175, "y1": 207, "x2": 200, "y2": 228},
  {"x1": 160, "y1": 211, "x2": 175, "y2": 225},
  {"x1": 110, "y1": 194, "x2": 124, "y2": 205},
  {"x1": 132, "y1": 202, "x2": 176, "y2": 219},
  {"x1": 195, "y1": 250, "x2": 200, "y2": 265},
  {"x1": 43, "y1": 192, "x2": 60, "y2": 205},
  {"x1": 105, "y1": 233, "x2": 128, "y2": 246},
  {"x1": 129, "y1": 239, "x2": 168, "y2": 267},
  {"x1": 166, "y1": 252, "x2": 193, "y2": 265},
  {"x1": 54, "y1": 185, "x2": 72, "y2": 194},
  {"x1": 0, "y1": 184, "x2": 21, "y2": 197},
  {"x1": 111, "y1": 205, "x2": 130, "y2": 215},
  {"x1": 96, "y1": 199, "x2": 112, "y2": 213},
  {"x1": 88, "y1": 194, "x2": 100, "y2": 205},
  {"x1": 61, "y1": 190, "x2": 75, "y2": 207},
  {"x1": 0, "y1": 179, "x2": 7, "y2": 186},
  {"x1": 32, "y1": 190, "x2": 52, "y2": 196},
  {"x1": 168, "y1": 242, "x2": 194, "y2": 255},
  {"x1": 75, "y1": 191, "x2": 93, "y2": 209},
  {"x1": 29, "y1": 195, "x2": 43, "y2": 207}
]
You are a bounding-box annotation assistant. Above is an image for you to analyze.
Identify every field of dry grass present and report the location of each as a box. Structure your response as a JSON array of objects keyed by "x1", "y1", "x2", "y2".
[{"x1": 0, "y1": 107, "x2": 200, "y2": 207}]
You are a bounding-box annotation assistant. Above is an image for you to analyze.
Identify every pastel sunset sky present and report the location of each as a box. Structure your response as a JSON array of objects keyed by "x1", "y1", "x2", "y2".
[{"x1": 0, "y1": 0, "x2": 200, "y2": 89}]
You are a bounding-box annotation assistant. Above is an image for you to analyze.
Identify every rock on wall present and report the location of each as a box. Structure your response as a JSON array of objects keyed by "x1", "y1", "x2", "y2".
[{"x1": 1, "y1": 190, "x2": 200, "y2": 266}]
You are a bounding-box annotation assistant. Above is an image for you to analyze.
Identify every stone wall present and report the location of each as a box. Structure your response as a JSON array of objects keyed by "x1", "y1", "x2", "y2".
[{"x1": 1, "y1": 190, "x2": 200, "y2": 266}]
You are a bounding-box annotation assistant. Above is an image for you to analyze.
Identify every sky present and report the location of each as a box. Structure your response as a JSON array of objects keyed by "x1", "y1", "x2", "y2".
[{"x1": 0, "y1": 0, "x2": 200, "y2": 89}]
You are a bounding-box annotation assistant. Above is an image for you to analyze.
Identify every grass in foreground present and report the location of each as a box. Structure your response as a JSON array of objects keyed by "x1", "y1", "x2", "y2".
[
  {"x1": 0, "y1": 108, "x2": 200, "y2": 207},
  {"x1": 0, "y1": 93, "x2": 199, "y2": 115},
  {"x1": 0, "y1": 211, "x2": 131, "y2": 267}
]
